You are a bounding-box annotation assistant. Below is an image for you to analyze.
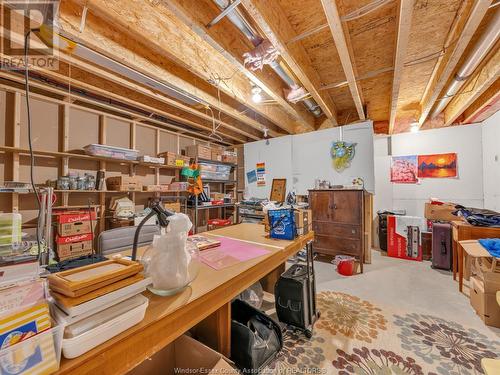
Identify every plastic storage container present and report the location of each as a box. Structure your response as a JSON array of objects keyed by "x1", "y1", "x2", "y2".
[
  {"x1": 199, "y1": 162, "x2": 231, "y2": 181},
  {"x1": 83, "y1": 144, "x2": 139, "y2": 161},
  {"x1": 0, "y1": 323, "x2": 64, "y2": 374},
  {"x1": 0, "y1": 213, "x2": 22, "y2": 245},
  {"x1": 61, "y1": 295, "x2": 149, "y2": 359}
]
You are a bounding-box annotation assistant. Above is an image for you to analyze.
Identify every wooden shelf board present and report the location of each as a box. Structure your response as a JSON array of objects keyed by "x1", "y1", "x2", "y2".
[{"x1": 0, "y1": 146, "x2": 182, "y2": 170}]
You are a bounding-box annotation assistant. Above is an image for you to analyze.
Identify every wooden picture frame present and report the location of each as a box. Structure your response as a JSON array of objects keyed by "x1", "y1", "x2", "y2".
[
  {"x1": 48, "y1": 258, "x2": 143, "y2": 297},
  {"x1": 270, "y1": 178, "x2": 287, "y2": 203}
]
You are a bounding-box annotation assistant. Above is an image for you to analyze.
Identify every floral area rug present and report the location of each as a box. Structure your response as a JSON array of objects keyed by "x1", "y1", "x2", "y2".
[{"x1": 265, "y1": 291, "x2": 500, "y2": 375}]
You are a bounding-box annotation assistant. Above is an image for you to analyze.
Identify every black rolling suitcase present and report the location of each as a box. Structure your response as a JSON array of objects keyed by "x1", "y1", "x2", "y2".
[
  {"x1": 274, "y1": 241, "x2": 319, "y2": 338},
  {"x1": 432, "y1": 222, "x2": 452, "y2": 270}
]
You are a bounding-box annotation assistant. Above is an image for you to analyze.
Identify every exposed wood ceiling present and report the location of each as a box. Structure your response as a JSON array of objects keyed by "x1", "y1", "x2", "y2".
[{"x1": 1, "y1": 0, "x2": 499, "y2": 143}]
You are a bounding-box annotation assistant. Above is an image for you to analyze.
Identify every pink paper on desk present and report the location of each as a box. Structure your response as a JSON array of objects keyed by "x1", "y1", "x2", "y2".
[{"x1": 199, "y1": 237, "x2": 271, "y2": 270}]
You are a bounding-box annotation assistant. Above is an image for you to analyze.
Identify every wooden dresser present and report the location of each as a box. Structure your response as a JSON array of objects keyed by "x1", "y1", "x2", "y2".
[{"x1": 308, "y1": 189, "x2": 371, "y2": 273}]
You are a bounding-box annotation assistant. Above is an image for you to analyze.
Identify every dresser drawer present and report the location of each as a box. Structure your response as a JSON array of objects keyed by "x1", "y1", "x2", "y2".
[
  {"x1": 313, "y1": 235, "x2": 361, "y2": 254},
  {"x1": 312, "y1": 222, "x2": 361, "y2": 239}
]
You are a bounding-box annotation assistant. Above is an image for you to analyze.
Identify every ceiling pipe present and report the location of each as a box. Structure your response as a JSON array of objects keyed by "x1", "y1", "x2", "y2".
[
  {"x1": 430, "y1": 8, "x2": 500, "y2": 118},
  {"x1": 213, "y1": 0, "x2": 322, "y2": 117}
]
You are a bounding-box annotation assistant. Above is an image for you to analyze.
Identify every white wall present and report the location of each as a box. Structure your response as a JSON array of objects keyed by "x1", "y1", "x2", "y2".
[
  {"x1": 482, "y1": 110, "x2": 500, "y2": 211},
  {"x1": 243, "y1": 135, "x2": 294, "y2": 199},
  {"x1": 374, "y1": 124, "x2": 484, "y2": 217},
  {"x1": 292, "y1": 122, "x2": 375, "y2": 195},
  {"x1": 243, "y1": 121, "x2": 375, "y2": 199}
]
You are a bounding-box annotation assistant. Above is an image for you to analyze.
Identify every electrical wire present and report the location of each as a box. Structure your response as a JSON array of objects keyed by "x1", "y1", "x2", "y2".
[
  {"x1": 24, "y1": 29, "x2": 42, "y2": 259},
  {"x1": 341, "y1": 0, "x2": 394, "y2": 22}
]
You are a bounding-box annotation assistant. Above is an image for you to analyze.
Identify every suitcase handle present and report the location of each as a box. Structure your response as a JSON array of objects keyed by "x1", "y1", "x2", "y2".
[{"x1": 440, "y1": 240, "x2": 447, "y2": 255}]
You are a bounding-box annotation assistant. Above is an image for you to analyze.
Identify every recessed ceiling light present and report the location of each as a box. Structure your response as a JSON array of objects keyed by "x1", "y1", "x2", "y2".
[{"x1": 251, "y1": 86, "x2": 262, "y2": 103}]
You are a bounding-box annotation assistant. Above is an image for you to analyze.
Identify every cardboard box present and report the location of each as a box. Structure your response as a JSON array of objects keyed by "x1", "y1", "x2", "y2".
[
  {"x1": 186, "y1": 144, "x2": 212, "y2": 160},
  {"x1": 56, "y1": 233, "x2": 93, "y2": 245},
  {"x1": 55, "y1": 211, "x2": 97, "y2": 224},
  {"x1": 164, "y1": 202, "x2": 181, "y2": 212},
  {"x1": 106, "y1": 176, "x2": 143, "y2": 191},
  {"x1": 143, "y1": 185, "x2": 162, "y2": 192},
  {"x1": 211, "y1": 149, "x2": 223, "y2": 162},
  {"x1": 424, "y1": 203, "x2": 459, "y2": 222},
  {"x1": 387, "y1": 215, "x2": 427, "y2": 261},
  {"x1": 222, "y1": 150, "x2": 237, "y2": 164},
  {"x1": 210, "y1": 192, "x2": 225, "y2": 201},
  {"x1": 129, "y1": 335, "x2": 236, "y2": 375},
  {"x1": 295, "y1": 209, "x2": 312, "y2": 229},
  {"x1": 57, "y1": 240, "x2": 93, "y2": 261},
  {"x1": 472, "y1": 257, "x2": 500, "y2": 293},
  {"x1": 58, "y1": 220, "x2": 92, "y2": 237},
  {"x1": 159, "y1": 152, "x2": 190, "y2": 167},
  {"x1": 469, "y1": 276, "x2": 500, "y2": 328}
]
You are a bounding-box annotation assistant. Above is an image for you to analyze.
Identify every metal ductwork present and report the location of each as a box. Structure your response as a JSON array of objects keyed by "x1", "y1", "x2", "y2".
[
  {"x1": 431, "y1": 8, "x2": 500, "y2": 118},
  {"x1": 213, "y1": 0, "x2": 322, "y2": 117},
  {"x1": 38, "y1": 27, "x2": 204, "y2": 107}
]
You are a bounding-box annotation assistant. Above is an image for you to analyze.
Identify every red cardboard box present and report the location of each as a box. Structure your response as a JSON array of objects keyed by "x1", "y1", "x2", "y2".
[
  {"x1": 56, "y1": 233, "x2": 93, "y2": 245},
  {"x1": 55, "y1": 211, "x2": 97, "y2": 224},
  {"x1": 387, "y1": 215, "x2": 427, "y2": 261}
]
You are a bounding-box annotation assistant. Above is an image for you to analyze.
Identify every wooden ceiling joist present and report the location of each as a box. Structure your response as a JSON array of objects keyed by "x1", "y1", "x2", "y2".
[
  {"x1": 0, "y1": 73, "x2": 236, "y2": 145},
  {"x1": 462, "y1": 78, "x2": 500, "y2": 123},
  {"x1": 163, "y1": 0, "x2": 316, "y2": 133},
  {"x1": 57, "y1": 0, "x2": 282, "y2": 138},
  {"x1": 240, "y1": 0, "x2": 339, "y2": 126},
  {"x1": 63, "y1": 0, "x2": 303, "y2": 135},
  {"x1": 320, "y1": 0, "x2": 366, "y2": 121},
  {"x1": 1, "y1": 25, "x2": 259, "y2": 143},
  {"x1": 388, "y1": 0, "x2": 415, "y2": 134},
  {"x1": 443, "y1": 48, "x2": 500, "y2": 126},
  {"x1": 418, "y1": 0, "x2": 492, "y2": 127}
]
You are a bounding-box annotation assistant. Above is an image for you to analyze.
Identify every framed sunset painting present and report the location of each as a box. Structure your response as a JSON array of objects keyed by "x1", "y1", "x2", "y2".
[{"x1": 417, "y1": 153, "x2": 457, "y2": 178}]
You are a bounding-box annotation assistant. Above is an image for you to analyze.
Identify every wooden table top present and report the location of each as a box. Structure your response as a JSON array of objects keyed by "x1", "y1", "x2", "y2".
[
  {"x1": 56, "y1": 224, "x2": 313, "y2": 374},
  {"x1": 459, "y1": 240, "x2": 495, "y2": 258}
]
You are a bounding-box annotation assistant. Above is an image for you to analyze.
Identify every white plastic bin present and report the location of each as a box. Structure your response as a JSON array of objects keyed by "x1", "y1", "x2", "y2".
[
  {"x1": 61, "y1": 295, "x2": 148, "y2": 359},
  {"x1": 0, "y1": 323, "x2": 64, "y2": 375}
]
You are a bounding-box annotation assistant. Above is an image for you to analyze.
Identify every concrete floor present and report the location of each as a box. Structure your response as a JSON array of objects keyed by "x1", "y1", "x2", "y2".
[{"x1": 314, "y1": 250, "x2": 500, "y2": 338}]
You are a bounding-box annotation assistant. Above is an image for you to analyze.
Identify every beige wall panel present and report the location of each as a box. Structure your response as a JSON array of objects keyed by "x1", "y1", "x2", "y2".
[
  {"x1": 68, "y1": 159, "x2": 100, "y2": 178},
  {"x1": 135, "y1": 125, "x2": 156, "y2": 156},
  {"x1": 103, "y1": 163, "x2": 129, "y2": 179},
  {"x1": 159, "y1": 169, "x2": 177, "y2": 184},
  {"x1": 179, "y1": 136, "x2": 195, "y2": 154},
  {"x1": 67, "y1": 193, "x2": 101, "y2": 207},
  {"x1": 159, "y1": 131, "x2": 177, "y2": 153},
  {"x1": 18, "y1": 194, "x2": 39, "y2": 224},
  {"x1": 20, "y1": 96, "x2": 59, "y2": 151},
  {"x1": 106, "y1": 118, "x2": 131, "y2": 149},
  {"x1": 0, "y1": 90, "x2": 6, "y2": 146},
  {"x1": 134, "y1": 165, "x2": 156, "y2": 186},
  {"x1": 19, "y1": 156, "x2": 58, "y2": 185},
  {"x1": 68, "y1": 108, "x2": 99, "y2": 151}
]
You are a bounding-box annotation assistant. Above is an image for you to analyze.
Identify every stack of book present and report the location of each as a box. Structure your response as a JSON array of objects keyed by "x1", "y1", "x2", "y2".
[
  {"x1": 0, "y1": 245, "x2": 61, "y2": 374},
  {"x1": 48, "y1": 258, "x2": 151, "y2": 359}
]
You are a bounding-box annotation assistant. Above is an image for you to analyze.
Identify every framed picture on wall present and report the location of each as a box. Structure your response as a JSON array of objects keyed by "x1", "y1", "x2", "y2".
[{"x1": 391, "y1": 155, "x2": 418, "y2": 184}]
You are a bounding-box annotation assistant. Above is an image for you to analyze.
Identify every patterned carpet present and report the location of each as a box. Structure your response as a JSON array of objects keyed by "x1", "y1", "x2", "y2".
[{"x1": 265, "y1": 291, "x2": 500, "y2": 375}]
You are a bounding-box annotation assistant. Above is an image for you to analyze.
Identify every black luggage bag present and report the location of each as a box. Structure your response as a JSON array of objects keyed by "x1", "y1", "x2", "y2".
[
  {"x1": 230, "y1": 299, "x2": 283, "y2": 372},
  {"x1": 274, "y1": 241, "x2": 319, "y2": 338}
]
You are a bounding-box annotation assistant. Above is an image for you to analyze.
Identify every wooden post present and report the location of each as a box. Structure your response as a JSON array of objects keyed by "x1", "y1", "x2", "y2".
[
  {"x1": 192, "y1": 302, "x2": 231, "y2": 357},
  {"x1": 99, "y1": 115, "x2": 107, "y2": 233},
  {"x1": 155, "y1": 128, "x2": 160, "y2": 185},
  {"x1": 5, "y1": 92, "x2": 21, "y2": 212},
  {"x1": 59, "y1": 103, "x2": 70, "y2": 207}
]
